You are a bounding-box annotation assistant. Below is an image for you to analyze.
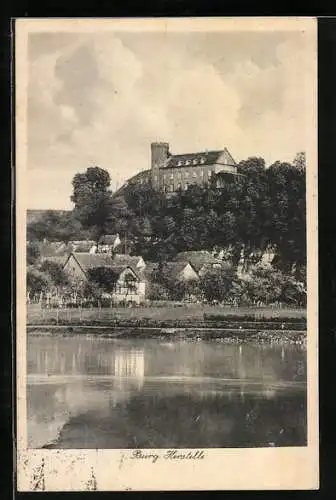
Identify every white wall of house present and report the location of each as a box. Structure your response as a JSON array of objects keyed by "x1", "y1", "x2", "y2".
[
  {"x1": 178, "y1": 263, "x2": 199, "y2": 281},
  {"x1": 63, "y1": 255, "x2": 87, "y2": 281}
]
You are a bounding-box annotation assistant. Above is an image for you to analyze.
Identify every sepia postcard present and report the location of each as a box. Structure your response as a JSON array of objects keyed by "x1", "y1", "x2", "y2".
[{"x1": 15, "y1": 17, "x2": 319, "y2": 491}]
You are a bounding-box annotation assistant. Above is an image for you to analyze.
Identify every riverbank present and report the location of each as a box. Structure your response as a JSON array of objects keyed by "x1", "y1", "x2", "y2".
[
  {"x1": 27, "y1": 305, "x2": 306, "y2": 345},
  {"x1": 27, "y1": 325, "x2": 306, "y2": 345}
]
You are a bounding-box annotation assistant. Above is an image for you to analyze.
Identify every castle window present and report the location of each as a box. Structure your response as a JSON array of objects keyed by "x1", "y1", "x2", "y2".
[
  {"x1": 184, "y1": 182, "x2": 189, "y2": 190},
  {"x1": 208, "y1": 170, "x2": 212, "y2": 177},
  {"x1": 192, "y1": 171, "x2": 197, "y2": 178},
  {"x1": 170, "y1": 173, "x2": 174, "y2": 180}
]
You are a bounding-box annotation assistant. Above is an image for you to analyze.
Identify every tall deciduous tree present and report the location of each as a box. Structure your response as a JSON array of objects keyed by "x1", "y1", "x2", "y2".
[{"x1": 71, "y1": 166, "x2": 112, "y2": 242}]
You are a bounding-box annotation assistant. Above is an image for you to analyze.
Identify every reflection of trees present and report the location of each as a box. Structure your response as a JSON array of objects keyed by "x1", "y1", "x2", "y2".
[
  {"x1": 114, "y1": 349, "x2": 145, "y2": 390},
  {"x1": 28, "y1": 337, "x2": 306, "y2": 383}
]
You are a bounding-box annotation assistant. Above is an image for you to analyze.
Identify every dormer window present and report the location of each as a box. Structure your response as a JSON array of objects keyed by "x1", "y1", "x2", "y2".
[
  {"x1": 192, "y1": 159, "x2": 198, "y2": 165},
  {"x1": 185, "y1": 159, "x2": 191, "y2": 166},
  {"x1": 200, "y1": 158, "x2": 205, "y2": 164},
  {"x1": 177, "y1": 161, "x2": 183, "y2": 166}
]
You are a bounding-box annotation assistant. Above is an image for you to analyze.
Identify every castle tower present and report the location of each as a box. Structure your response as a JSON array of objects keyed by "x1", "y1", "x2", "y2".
[{"x1": 151, "y1": 142, "x2": 169, "y2": 189}]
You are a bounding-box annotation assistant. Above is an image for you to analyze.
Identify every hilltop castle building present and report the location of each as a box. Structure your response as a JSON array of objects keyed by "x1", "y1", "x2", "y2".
[
  {"x1": 118, "y1": 142, "x2": 241, "y2": 195},
  {"x1": 150, "y1": 142, "x2": 240, "y2": 192}
]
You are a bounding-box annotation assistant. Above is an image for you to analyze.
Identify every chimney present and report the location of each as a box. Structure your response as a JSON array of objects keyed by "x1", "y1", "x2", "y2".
[{"x1": 151, "y1": 142, "x2": 169, "y2": 189}]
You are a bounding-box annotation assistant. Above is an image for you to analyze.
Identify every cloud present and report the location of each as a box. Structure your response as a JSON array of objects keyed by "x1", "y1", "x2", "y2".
[{"x1": 27, "y1": 30, "x2": 313, "y2": 209}]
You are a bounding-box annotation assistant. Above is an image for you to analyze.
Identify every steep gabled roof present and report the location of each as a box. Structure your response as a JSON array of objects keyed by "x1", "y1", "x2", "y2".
[
  {"x1": 173, "y1": 251, "x2": 224, "y2": 271},
  {"x1": 41, "y1": 255, "x2": 68, "y2": 266},
  {"x1": 64, "y1": 252, "x2": 142, "y2": 280},
  {"x1": 162, "y1": 261, "x2": 194, "y2": 280},
  {"x1": 113, "y1": 254, "x2": 145, "y2": 268},
  {"x1": 66, "y1": 252, "x2": 114, "y2": 272},
  {"x1": 144, "y1": 261, "x2": 198, "y2": 282}
]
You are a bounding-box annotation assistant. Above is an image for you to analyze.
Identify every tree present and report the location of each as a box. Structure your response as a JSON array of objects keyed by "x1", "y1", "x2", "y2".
[
  {"x1": 27, "y1": 210, "x2": 89, "y2": 243},
  {"x1": 71, "y1": 166, "x2": 113, "y2": 241},
  {"x1": 293, "y1": 152, "x2": 306, "y2": 171},
  {"x1": 200, "y1": 267, "x2": 235, "y2": 303},
  {"x1": 27, "y1": 242, "x2": 40, "y2": 265},
  {"x1": 39, "y1": 260, "x2": 69, "y2": 287},
  {"x1": 26, "y1": 267, "x2": 51, "y2": 300},
  {"x1": 87, "y1": 266, "x2": 118, "y2": 293}
]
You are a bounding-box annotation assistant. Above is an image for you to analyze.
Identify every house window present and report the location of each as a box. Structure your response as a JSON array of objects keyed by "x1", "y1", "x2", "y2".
[
  {"x1": 192, "y1": 171, "x2": 197, "y2": 178},
  {"x1": 185, "y1": 182, "x2": 189, "y2": 190},
  {"x1": 170, "y1": 173, "x2": 174, "y2": 180}
]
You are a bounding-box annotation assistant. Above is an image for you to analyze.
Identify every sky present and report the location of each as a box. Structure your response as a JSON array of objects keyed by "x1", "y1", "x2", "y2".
[{"x1": 26, "y1": 27, "x2": 314, "y2": 209}]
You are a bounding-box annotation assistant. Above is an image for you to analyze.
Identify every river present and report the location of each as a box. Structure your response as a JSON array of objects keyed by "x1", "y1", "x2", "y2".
[{"x1": 27, "y1": 333, "x2": 307, "y2": 449}]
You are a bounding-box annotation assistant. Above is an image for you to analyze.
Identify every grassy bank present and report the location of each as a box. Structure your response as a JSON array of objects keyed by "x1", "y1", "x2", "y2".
[
  {"x1": 27, "y1": 304, "x2": 306, "y2": 345},
  {"x1": 28, "y1": 304, "x2": 306, "y2": 324}
]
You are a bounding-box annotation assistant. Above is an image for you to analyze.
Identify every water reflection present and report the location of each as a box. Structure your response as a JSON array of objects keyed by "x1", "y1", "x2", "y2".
[{"x1": 27, "y1": 335, "x2": 307, "y2": 449}]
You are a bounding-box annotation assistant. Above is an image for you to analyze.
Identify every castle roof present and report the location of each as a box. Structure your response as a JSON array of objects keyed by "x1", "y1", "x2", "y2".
[{"x1": 164, "y1": 148, "x2": 236, "y2": 169}]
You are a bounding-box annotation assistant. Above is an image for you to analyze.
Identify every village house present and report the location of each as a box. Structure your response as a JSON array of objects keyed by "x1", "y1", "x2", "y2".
[
  {"x1": 173, "y1": 251, "x2": 228, "y2": 277},
  {"x1": 62, "y1": 252, "x2": 146, "y2": 304},
  {"x1": 112, "y1": 254, "x2": 146, "y2": 270},
  {"x1": 69, "y1": 240, "x2": 97, "y2": 253},
  {"x1": 97, "y1": 234, "x2": 121, "y2": 253},
  {"x1": 144, "y1": 260, "x2": 199, "y2": 298}
]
